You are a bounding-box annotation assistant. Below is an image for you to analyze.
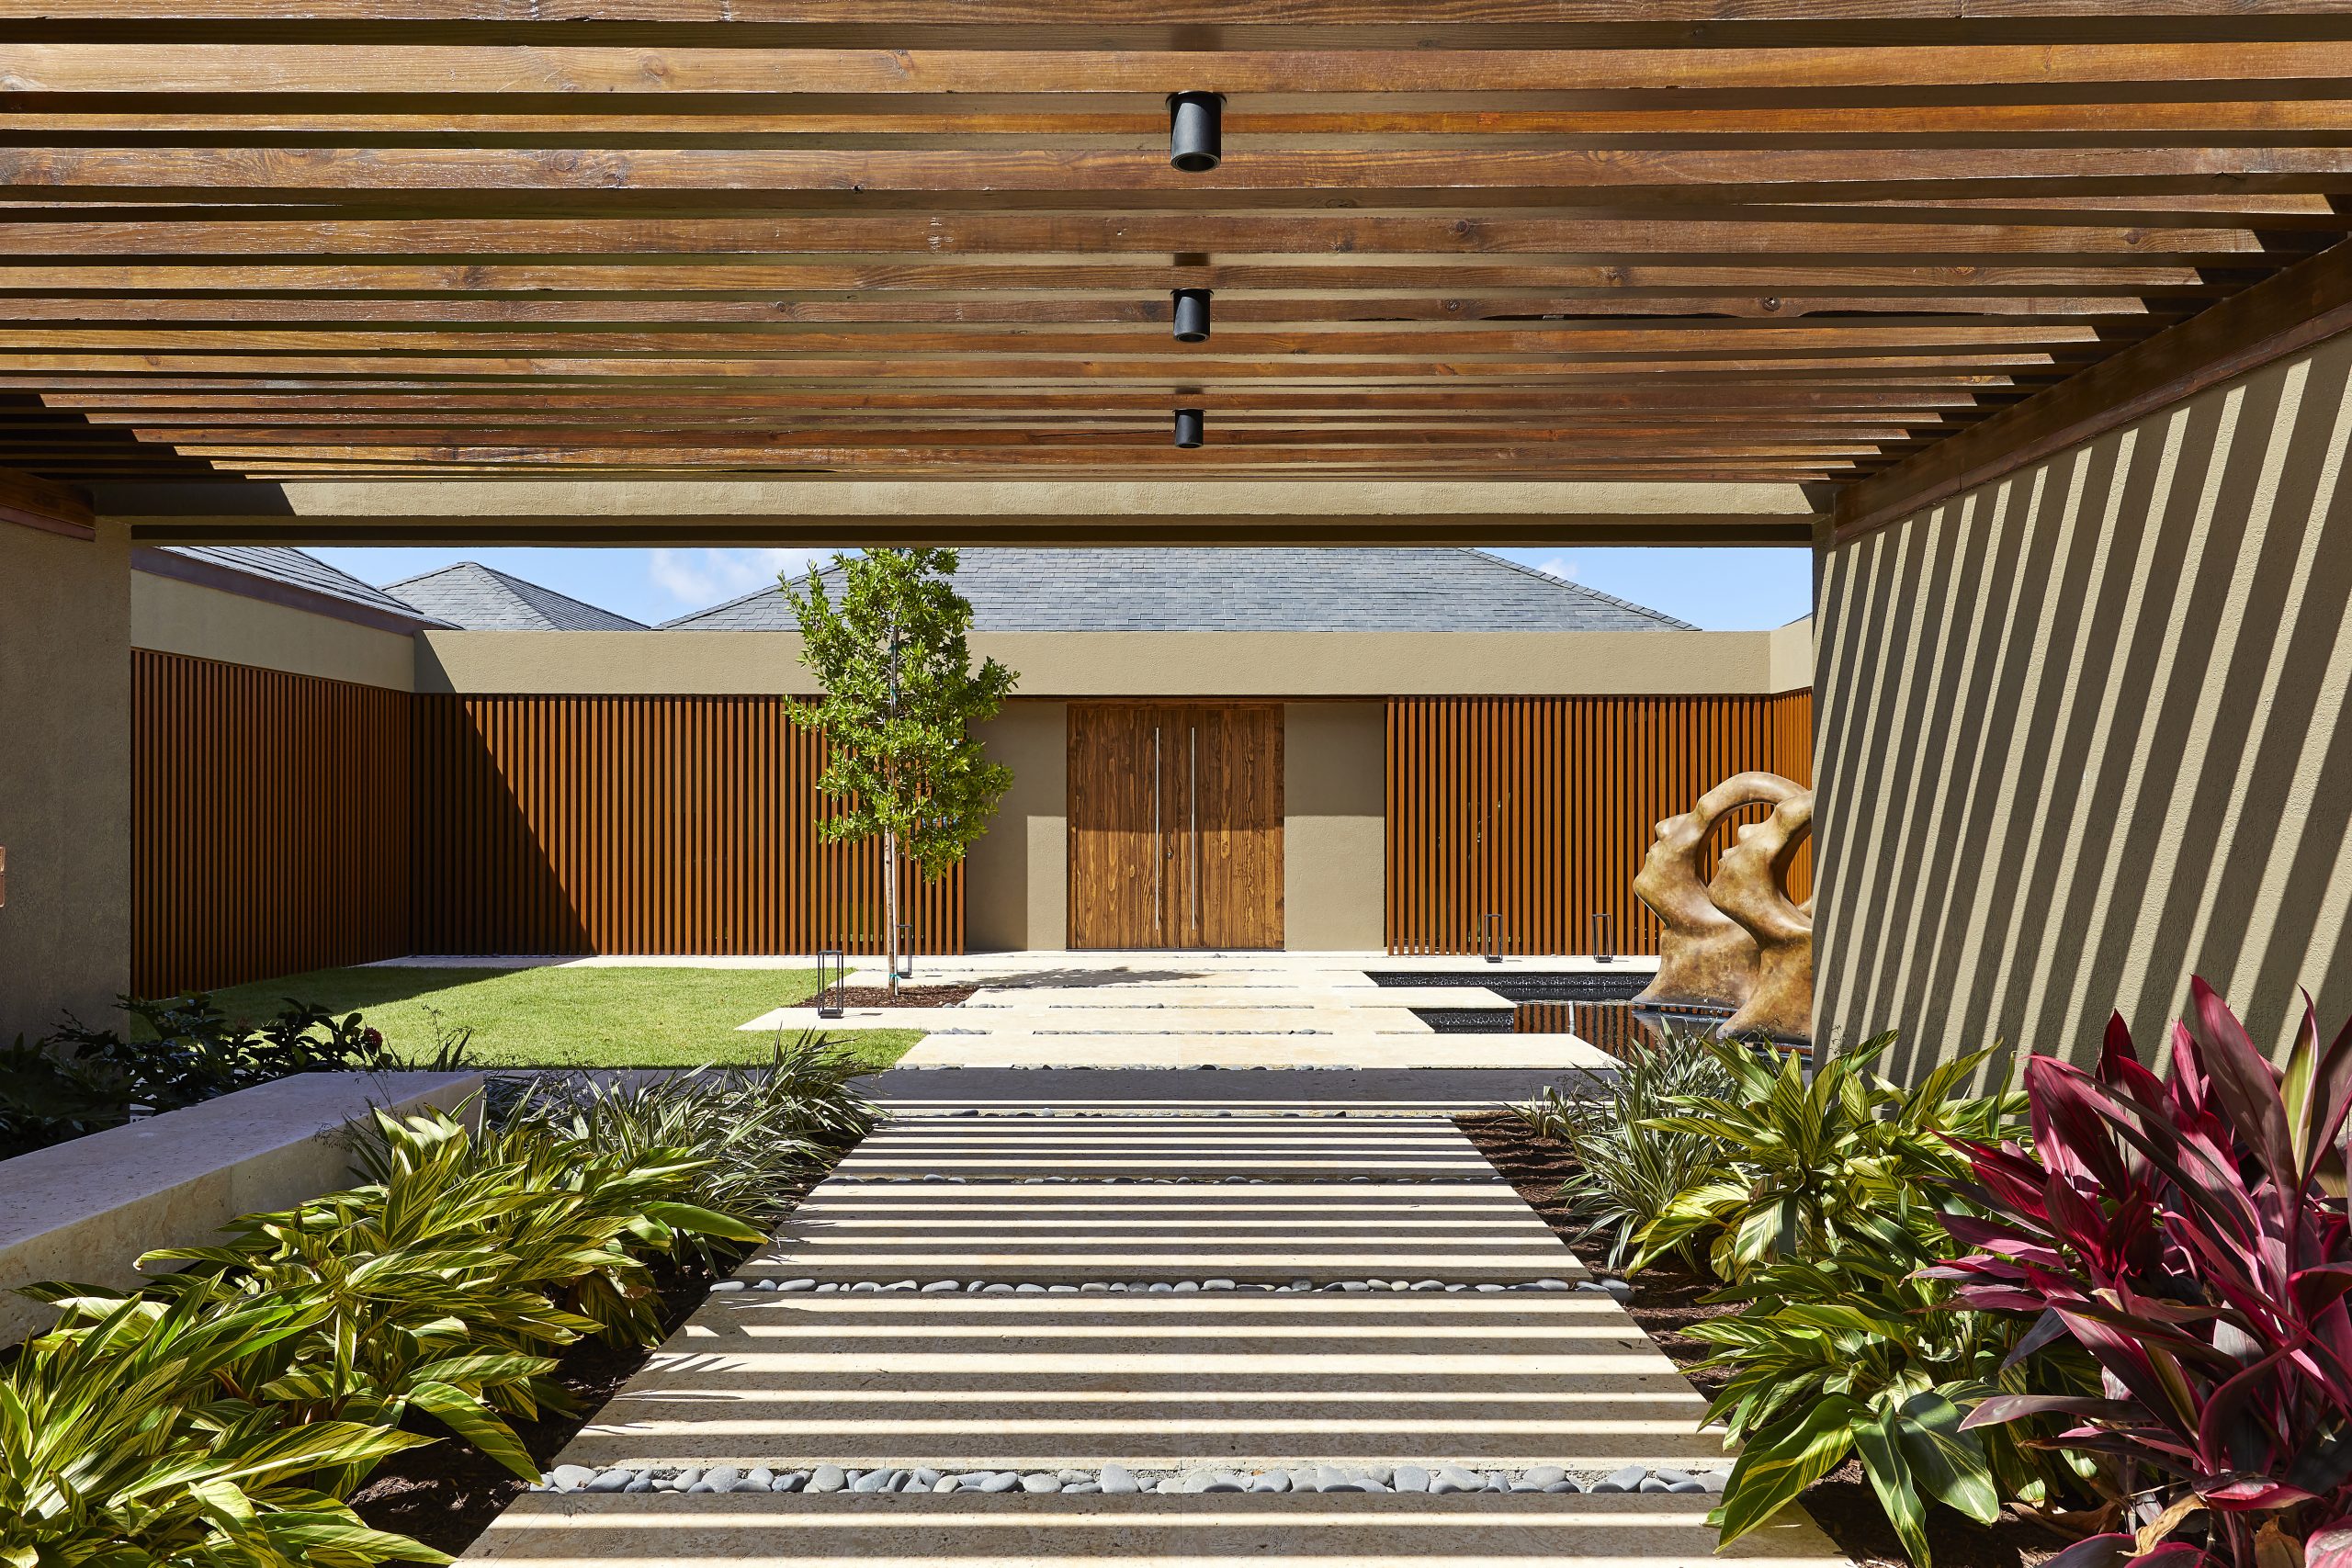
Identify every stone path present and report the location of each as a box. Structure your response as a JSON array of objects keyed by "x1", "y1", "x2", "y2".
[
  {"x1": 466, "y1": 1082, "x2": 1847, "y2": 1568},
  {"x1": 740, "y1": 951, "x2": 1638, "y2": 1070}
]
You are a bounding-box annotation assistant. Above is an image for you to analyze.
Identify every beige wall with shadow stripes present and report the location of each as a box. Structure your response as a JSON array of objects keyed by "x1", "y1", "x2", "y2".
[{"x1": 1815, "y1": 330, "x2": 2352, "y2": 1079}]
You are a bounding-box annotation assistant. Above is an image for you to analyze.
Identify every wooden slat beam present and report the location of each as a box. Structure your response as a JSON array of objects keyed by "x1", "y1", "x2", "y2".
[
  {"x1": 6, "y1": 146, "x2": 2352, "y2": 197},
  {"x1": 1833, "y1": 235, "x2": 2352, "y2": 539},
  {"x1": 0, "y1": 464, "x2": 96, "y2": 536},
  {"x1": 0, "y1": 10, "x2": 2344, "y2": 497},
  {"x1": 18, "y1": 1, "x2": 2352, "y2": 21},
  {"x1": 0, "y1": 214, "x2": 2301, "y2": 259},
  {"x1": 12, "y1": 42, "x2": 2352, "y2": 96}
]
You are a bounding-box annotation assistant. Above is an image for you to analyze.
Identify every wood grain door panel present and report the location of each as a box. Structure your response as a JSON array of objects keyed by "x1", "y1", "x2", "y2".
[{"x1": 1069, "y1": 703, "x2": 1282, "y2": 950}]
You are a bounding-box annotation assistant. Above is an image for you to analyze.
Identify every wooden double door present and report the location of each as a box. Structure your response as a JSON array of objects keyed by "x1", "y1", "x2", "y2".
[{"x1": 1068, "y1": 703, "x2": 1283, "y2": 950}]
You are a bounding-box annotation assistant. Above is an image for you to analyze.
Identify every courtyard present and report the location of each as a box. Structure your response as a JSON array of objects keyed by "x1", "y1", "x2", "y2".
[{"x1": 6, "y1": 6, "x2": 2352, "y2": 1568}]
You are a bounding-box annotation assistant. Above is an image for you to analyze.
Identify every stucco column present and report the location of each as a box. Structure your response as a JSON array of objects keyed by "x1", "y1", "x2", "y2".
[
  {"x1": 967, "y1": 701, "x2": 1069, "y2": 952},
  {"x1": 0, "y1": 515, "x2": 133, "y2": 1040},
  {"x1": 1283, "y1": 702, "x2": 1385, "y2": 952}
]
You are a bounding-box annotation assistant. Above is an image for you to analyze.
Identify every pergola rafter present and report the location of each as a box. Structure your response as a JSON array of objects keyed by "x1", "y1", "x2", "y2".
[{"x1": 0, "y1": 2, "x2": 2347, "y2": 493}]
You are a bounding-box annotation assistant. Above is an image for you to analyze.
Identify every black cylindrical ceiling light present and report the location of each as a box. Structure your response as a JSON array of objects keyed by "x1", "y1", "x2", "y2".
[
  {"x1": 1168, "y1": 92, "x2": 1224, "y2": 172},
  {"x1": 1172, "y1": 408, "x2": 1205, "y2": 448},
  {"x1": 1171, "y1": 288, "x2": 1213, "y2": 343}
]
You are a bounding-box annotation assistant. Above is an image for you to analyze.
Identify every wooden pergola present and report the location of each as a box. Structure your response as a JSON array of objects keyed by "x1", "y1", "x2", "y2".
[{"x1": 2, "y1": 3, "x2": 2351, "y2": 546}]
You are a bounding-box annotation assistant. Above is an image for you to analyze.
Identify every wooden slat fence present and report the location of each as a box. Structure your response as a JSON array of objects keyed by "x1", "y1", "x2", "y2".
[
  {"x1": 410, "y1": 694, "x2": 963, "y2": 959},
  {"x1": 1385, "y1": 691, "x2": 1813, "y2": 956},
  {"x1": 133, "y1": 650, "x2": 413, "y2": 997}
]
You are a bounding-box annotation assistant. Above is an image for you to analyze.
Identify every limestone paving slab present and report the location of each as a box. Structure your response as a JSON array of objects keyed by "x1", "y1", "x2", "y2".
[
  {"x1": 860, "y1": 1067, "x2": 1586, "y2": 1112},
  {"x1": 749, "y1": 986, "x2": 1510, "y2": 1034},
  {"x1": 750, "y1": 1006, "x2": 1442, "y2": 1035},
  {"x1": 559, "y1": 1292, "x2": 1716, "y2": 1474},
  {"x1": 954, "y1": 986, "x2": 1513, "y2": 1011},
  {"x1": 828, "y1": 1117, "x2": 1500, "y2": 1180},
  {"x1": 895, "y1": 1033, "x2": 1612, "y2": 1070},
  {"x1": 466, "y1": 1491, "x2": 1845, "y2": 1568},
  {"x1": 744, "y1": 1181, "x2": 1580, "y2": 1283}
]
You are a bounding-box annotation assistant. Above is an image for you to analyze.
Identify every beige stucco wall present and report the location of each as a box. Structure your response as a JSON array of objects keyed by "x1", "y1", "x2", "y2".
[
  {"x1": 1283, "y1": 703, "x2": 1385, "y2": 951},
  {"x1": 131, "y1": 572, "x2": 419, "y2": 691},
  {"x1": 419, "y1": 626, "x2": 1800, "y2": 698},
  {"x1": 1768, "y1": 617, "x2": 1815, "y2": 695},
  {"x1": 967, "y1": 702, "x2": 1069, "y2": 952},
  {"x1": 1815, "y1": 329, "x2": 2352, "y2": 1079},
  {"x1": 0, "y1": 521, "x2": 131, "y2": 1041}
]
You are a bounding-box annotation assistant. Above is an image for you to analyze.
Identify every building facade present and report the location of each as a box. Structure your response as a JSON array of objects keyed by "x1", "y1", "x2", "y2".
[{"x1": 123, "y1": 546, "x2": 1812, "y2": 997}]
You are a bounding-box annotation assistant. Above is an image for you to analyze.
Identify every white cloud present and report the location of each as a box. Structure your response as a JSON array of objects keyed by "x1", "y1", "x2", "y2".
[
  {"x1": 648, "y1": 547, "x2": 830, "y2": 608},
  {"x1": 1528, "y1": 555, "x2": 1580, "y2": 581}
]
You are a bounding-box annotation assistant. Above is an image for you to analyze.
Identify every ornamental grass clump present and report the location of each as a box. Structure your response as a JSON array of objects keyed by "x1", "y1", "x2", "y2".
[
  {"x1": 1934, "y1": 981, "x2": 2352, "y2": 1568},
  {"x1": 1511, "y1": 1030, "x2": 1738, "y2": 1270},
  {"x1": 511, "y1": 1029, "x2": 875, "y2": 1267}
]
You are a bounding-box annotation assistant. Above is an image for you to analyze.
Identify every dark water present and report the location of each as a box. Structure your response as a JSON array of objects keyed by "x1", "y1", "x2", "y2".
[
  {"x1": 1511, "y1": 1000, "x2": 1733, "y2": 1060},
  {"x1": 1368, "y1": 969, "x2": 1750, "y2": 1060}
]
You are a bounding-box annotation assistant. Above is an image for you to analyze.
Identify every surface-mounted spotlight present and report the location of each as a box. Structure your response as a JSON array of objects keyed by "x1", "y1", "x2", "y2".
[
  {"x1": 1171, "y1": 288, "x2": 1213, "y2": 343},
  {"x1": 1168, "y1": 92, "x2": 1224, "y2": 172},
  {"x1": 1173, "y1": 408, "x2": 1205, "y2": 448}
]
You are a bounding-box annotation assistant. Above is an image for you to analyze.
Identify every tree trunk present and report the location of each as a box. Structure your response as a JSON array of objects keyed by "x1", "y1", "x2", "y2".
[{"x1": 883, "y1": 826, "x2": 900, "y2": 999}]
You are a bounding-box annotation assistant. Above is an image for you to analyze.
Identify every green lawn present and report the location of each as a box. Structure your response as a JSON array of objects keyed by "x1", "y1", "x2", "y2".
[{"x1": 198, "y1": 964, "x2": 922, "y2": 1071}]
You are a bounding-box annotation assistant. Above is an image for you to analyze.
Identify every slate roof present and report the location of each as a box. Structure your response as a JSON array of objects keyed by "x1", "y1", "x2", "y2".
[
  {"x1": 144, "y1": 545, "x2": 450, "y2": 626},
  {"x1": 662, "y1": 548, "x2": 1691, "y2": 632},
  {"x1": 387, "y1": 561, "x2": 647, "y2": 631}
]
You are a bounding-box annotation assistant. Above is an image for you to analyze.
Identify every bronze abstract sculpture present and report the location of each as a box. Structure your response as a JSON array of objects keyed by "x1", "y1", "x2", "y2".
[
  {"x1": 1631, "y1": 771, "x2": 1809, "y2": 1012},
  {"x1": 1708, "y1": 792, "x2": 1815, "y2": 1043}
]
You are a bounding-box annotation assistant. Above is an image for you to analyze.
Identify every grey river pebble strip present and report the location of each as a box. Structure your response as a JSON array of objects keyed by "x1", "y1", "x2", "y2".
[
  {"x1": 715, "y1": 1276, "x2": 1631, "y2": 1297},
  {"x1": 532, "y1": 1462, "x2": 1725, "y2": 1497}
]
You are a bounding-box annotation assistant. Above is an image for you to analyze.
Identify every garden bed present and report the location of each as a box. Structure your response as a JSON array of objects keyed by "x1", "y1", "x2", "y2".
[
  {"x1": 1455, "y1": 1111, "x2": 2064, "y2": 1568},
  {"x1": 350, "y1": 1134, "x2": 857, "y2": 1556},
  {"x1": 0, "y1": 1070, "x2": 481, "y2": 1346},
  {"x1": 830, "y1": 984, "x2": 979, "y2": 1009}
]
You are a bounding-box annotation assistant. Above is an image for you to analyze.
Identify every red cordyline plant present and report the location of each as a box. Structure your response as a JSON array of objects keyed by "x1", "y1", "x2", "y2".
[{"x1": 1928, "y1": 980, "x2": 2352, "y2": 1568}]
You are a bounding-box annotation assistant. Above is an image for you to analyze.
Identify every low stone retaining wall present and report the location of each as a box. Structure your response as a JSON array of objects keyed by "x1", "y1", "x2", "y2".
[{"x1": 0, "y1": 1070, "x2": 482, "y2": 1345}]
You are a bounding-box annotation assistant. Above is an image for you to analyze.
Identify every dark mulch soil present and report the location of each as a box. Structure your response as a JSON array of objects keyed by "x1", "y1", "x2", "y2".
[
  {"x1": 829, "y1": 984, "x2": 978, "y2": 1008},
  {"x1": 1455, "y1": 1110, "x2": 2067, "y2": 1568}
]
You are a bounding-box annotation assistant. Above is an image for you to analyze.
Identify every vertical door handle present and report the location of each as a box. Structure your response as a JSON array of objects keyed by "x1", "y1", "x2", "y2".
[
  {"x1": 1190, "y1": 725, "x2": 1199, "y2": 942},
  {"x1": 1152, "y1": 725, "x2": 1162, "y2": 939}
]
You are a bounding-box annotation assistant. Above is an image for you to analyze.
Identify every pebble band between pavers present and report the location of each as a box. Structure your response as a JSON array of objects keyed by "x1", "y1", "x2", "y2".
[
  {"x1": 463, "y1": 1092, "x2": 1848, "y2": 1568},
  {"x1": 531, "y1": 1461, "x2": 1726, "y2": 1495}
]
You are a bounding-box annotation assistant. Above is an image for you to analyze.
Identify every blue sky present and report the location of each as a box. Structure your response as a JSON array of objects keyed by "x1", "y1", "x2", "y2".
[{"x1": 313, "y1": 544, "x2": 1815, "y2": 631}]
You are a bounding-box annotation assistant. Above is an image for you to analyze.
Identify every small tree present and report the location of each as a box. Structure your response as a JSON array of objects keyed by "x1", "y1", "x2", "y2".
[{"x1": 783, "y1": 548, "x2": 1016, "y2": 996}]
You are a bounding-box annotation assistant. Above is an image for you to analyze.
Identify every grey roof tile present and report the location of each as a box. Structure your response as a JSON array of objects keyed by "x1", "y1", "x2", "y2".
[
  {"x1": 661, "y1": 547, "x2": 1690, "y2": 633},
  {"x1": 153, "y1": 545, "x2": 446, "y2": 624},
  {"x1": 388, "y1": 561, "x2": 646, "y2": 631}
]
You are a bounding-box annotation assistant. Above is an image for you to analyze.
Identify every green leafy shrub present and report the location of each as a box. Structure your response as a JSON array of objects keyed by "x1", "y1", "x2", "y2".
[
  {"x1": 0, "y1": 994, "x2": 449, "y2": 1159},
  {"x1": 1511, "y1": 1030, "x2": 1738, "y2": 1270},
  {"x1": 1610, "y1": 1036, "x2": 2105, "y2": 1565},
  {"x1": 1690, "y1": 1209, "x2": 2101, "y2": 1566},
  {"x1": 5, "y1": 1035, "x2": 864, "y2": 1564},
  {"x1": 1633, "y1": 1035, "x2": 2021, "y2": 1281},
  {"x1": 0, "y1": 1285, "x2": 447, "y2": 1566},
  {"x1": 66, "y1": 1104, "x2": 763, "y2": 1490}
]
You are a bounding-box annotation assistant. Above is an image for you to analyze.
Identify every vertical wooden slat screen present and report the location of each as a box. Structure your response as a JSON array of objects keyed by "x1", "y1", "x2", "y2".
[
  {"x1": 132, "y1": 650, "x2": 413, "y2": 996},
  {"x1": 1385, "y1": 690, "x2": 1814, "y2": 956},
  {"x1": 410, "y1": 694, "x2": 964, "y2": 958}
]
